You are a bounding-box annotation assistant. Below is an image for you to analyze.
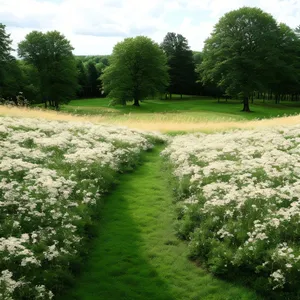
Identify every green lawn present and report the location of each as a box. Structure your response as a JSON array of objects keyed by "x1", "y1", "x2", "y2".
[
  {"x1": 60, "y1": 146, "x2": 260, "y2": 300},
  {"x1": 61, "y1": 96, "x2": 300, "y2": 122}
]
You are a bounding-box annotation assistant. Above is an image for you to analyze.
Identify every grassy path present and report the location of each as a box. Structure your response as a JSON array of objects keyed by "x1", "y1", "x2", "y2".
[{"x1": 63, "y1": 147, "x2": 260, "y2": 300}]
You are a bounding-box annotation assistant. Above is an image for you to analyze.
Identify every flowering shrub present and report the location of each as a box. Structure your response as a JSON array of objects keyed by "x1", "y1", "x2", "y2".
[
  {"x1": 162, "y1": 126, "x2": 300, "y2": 294},
  {"x1": 0, "y1": 116, "x2": 166, "y2": 299}
]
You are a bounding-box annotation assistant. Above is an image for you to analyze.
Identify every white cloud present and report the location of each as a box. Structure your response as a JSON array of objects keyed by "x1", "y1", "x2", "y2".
[{"x1": 0, "y1": 0, "x2": 300, "y2": 55}]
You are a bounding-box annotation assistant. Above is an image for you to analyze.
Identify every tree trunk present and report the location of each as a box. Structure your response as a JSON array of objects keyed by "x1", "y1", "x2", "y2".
[
  {"x1": 133, "y1": 98, "x2": 140, "y2": 106},
  {"x1": 242, "y1": 96, "x2": 251, "y2": 112},
  {"x1": 180, "y1": 94, "x2": 183, "y2": 99},
  {"x1": 54, "y1": 99, "x2": 59, "y2": 111}
]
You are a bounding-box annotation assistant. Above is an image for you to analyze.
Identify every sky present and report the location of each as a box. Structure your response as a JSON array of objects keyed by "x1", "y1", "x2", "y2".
[{"x1": 1, "y1": 0, "x2": 300, "y2": 55}]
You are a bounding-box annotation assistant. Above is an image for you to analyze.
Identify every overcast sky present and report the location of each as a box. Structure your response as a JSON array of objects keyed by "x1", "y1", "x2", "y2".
[{"x1": 1, "y1": 0, "x2": 300, "y2": 55}]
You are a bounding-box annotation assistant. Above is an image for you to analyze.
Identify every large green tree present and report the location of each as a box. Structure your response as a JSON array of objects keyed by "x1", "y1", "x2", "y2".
[
  {"x1": 18, "y1": 31, "x2": 78, "y2": 109},
  {"x1": 101, "y1": 36, "x2": 169, "y2": 106},
  {"x1": 200, "y1": 7, "x2": 281, "y2": 111},
  {"x1": 161, "y1": 32, "x2": 196, "y2": 98}
]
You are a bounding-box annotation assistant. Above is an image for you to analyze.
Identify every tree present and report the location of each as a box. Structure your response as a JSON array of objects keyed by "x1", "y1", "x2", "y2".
[
  {"x1": 161, "y1": 32, "x2": 196, "y2": 98},
  {"x1": 200, "y1": 7, "x2": 281, "y2": 112},
  {"x1": 18, "y1": 60, "x2": 41, "y2": 103},
  {"x1": 1, "y1": 59, "x2": 23, "y2": 99},
  {"x1": 193, "y1": 51, "x2": 203, "y2": 66},
  {"x1": 101, "y1": 36, "x2": 169, "y2": 106},
  {"x1": 76, "y1": 59, "x2": 88, "y2": 98},
  {"x1": 0, "y1": 23, "x2": 13, "y2": 63},
  {"x1": 86, "y1": 61, "x2": 102, "y2": 98},
  {"x1": 271, "y1": 24, "x2": 300, "y2": 103},
  {"x1": 0, "y1": 23, "x2": 15, "y2": 97},
  {"x1": 18, "y1": 30, "x2": 78, "y2": 109}
]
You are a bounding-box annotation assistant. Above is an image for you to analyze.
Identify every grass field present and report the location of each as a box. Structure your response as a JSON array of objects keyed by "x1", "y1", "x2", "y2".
[
  {"x1": 2, "y1": 97, "x2": 300, "y2": 133},
  {"x1": 62, "y1": 97, "x2": 300, "y2": 121}
]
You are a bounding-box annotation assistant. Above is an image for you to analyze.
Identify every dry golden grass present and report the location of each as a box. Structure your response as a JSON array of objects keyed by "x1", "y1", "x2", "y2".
[{"x1": 1, "y1": 105, "x2": 300, "y2": 133}]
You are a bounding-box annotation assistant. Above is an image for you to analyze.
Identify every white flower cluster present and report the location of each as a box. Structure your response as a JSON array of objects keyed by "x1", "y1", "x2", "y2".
[
  {"x1": 162, "y1": 126, "x2": 300, "y2": 291},
  {"x1": 0, "y1": 116, "x2": 166, "y2": 299}
]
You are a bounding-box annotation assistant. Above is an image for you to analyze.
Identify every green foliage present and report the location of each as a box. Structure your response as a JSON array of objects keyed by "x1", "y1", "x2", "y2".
[
  {"x1": 161, "y1": 32, "x2": 197, "y2": 97},
  {"x1": 200, "y1": 7, "x2": 281, "y2": 111},
  {"x1": 86, "y1": 61, "x2": 102, "y2": 97},
  {"x1": 101, "y1": 36, "x2": 169, "y2": 106},
  {"x1": 0, "y1": 23, "x2": 13, "y2": 64},
  {"x1": 0, "y1": 23, "x2": 17, "y2": 98},
  {"x1": 18, "y1": 61, "x2": 41, "y2": 103},
  {"x1": 18, "y1": 30, "x2": 78, "y2": 109},
  {"x1": 76, "y1": 59, "x2": 88, "y2": 98},
  {"x1": 271, "y1": 23, "x2": 300, "y2": 101},
  {"x1": 76, "y1": 55, "x2": 110, "y2": 69},
  {"x1": 0, "y1": 59, "x2": 23, "y2": 99}
]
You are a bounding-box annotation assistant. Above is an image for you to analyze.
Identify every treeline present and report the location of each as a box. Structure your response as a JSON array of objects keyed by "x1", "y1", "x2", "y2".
[
  {"x1": 75, "y1": 55, "x2": 109, "y2": 98},
  {"x1": 0, "y1": 27, "x2": 109, "y2": 109},
  {"x1": 1, "y1": 6, "x2": 300, "y2": 111},
  {"x1": 0, "y1": 24, "x2": 214, "y2": 109}
]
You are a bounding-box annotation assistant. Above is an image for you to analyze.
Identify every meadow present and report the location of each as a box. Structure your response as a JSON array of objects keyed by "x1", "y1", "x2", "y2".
[
  {"x1": 1, "y1": 98, "x2": 300, "y2": 299},
  {"x1": 62, "y1": 97, "x2": 300, "y2": 120},
  {"x1": 0, "y1": 116, "x2": 165, "y2": 299},
  {"x1": 3, "y1": 96, "x2": 300, "y2": 133},
  {"x1": 162, "y1": 126, "x2": 300, "y2": 298}
]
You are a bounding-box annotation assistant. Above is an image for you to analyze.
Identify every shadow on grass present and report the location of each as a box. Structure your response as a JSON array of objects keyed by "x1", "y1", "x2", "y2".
[{"x1": 59, "y1": 160, "x2": 173, "y2": 300}]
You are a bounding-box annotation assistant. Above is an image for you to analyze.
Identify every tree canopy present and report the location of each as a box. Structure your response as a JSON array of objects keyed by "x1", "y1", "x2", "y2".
[
  {"x1": 101, "y1": 36, "x2": 169, "y2": 106},
  {"x1": 0, "y1": 23, "x2": 17, "y2": 98},
  {"x1": 271, "y1": 23, "x2": 300, "y2": 102},
  {"x1": 200, "y1": 7, "x2": 281, "y2": 111},
  {"x1": 18, "y1": 30, "x2": 78, "y2": 109},
  {"x1": 161, "y1": 32, "x2": 196, "y2": 98}
]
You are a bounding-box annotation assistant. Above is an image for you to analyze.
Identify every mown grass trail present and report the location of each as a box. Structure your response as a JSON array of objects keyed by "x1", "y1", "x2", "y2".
[{"x1": 61, "y1": 146, "x2": 260, "y2": 300}]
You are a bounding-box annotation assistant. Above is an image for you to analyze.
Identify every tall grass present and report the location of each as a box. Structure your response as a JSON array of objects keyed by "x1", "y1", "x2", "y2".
[{"x1": 2, "y1": 105, "x2": 300, "y2": 133}]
